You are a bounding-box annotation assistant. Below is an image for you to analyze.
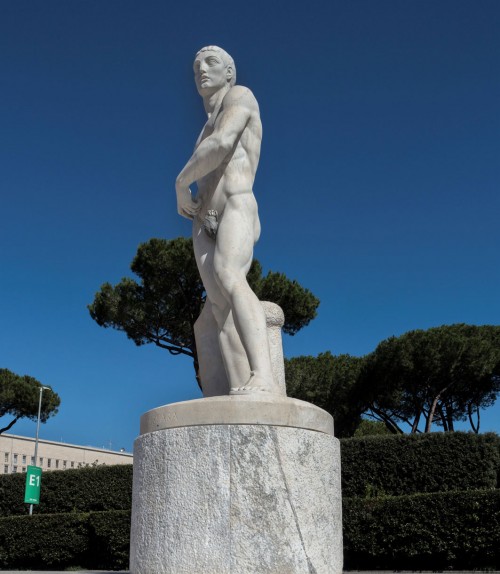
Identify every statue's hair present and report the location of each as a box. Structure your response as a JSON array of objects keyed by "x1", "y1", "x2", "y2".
[{"x1": 195, "y1": 46, "x2": 236, "y2": 87}]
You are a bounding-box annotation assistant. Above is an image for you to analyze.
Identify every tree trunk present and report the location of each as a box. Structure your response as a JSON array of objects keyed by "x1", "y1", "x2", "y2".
[
  {"x1": 468, "y1": 403, "x2": 480, "y2": 433},
  {"x1": 425, "y1": 384, "x2": 452, "y2": 433},
  {"x1": 444, "y1": 399, "x2": 455, "y2": 431},
  {"x1": 441, "y1": 402, "x2": 455, "y2": 431},
  {"x1": 0, "y1": 416, "x2": 20, "y2": 435},
  {"x1": 370, "y1": 408, "x2": 404, "y2": 434},
  {"x1": 425, "y1": 397, "x2": 439, "y2": 432},
  {"x1": 448, "y1": 415, "x2": 455, "y2": 432},
  {"x1": 437, "y1": 404, "x2": 448, "y2": 431},
  {"x1": 411, "y1": 411, "x2": 421, "y2": 433}
]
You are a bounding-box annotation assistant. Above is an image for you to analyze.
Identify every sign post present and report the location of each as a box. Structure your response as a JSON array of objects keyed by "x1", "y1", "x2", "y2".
[
  {"x1": 24, "y1": 465, "x2": 42, "y2": 505},
  {"x1": 29, "y1": 384, "x2": 49, "y2": 514}
]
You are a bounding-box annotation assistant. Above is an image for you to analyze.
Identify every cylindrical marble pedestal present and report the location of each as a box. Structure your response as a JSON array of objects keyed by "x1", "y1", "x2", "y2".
[{"x1": 130, "y1": 396, "x2": 343, "y2": 574}]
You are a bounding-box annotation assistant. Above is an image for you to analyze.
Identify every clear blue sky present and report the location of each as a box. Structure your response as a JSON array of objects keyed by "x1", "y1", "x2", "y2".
[{"x1": 1, "y1": 0, "x2": 499, "y2": 452}]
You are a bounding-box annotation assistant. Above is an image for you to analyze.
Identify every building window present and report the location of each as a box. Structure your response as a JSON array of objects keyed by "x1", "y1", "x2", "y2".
[
  {"x1": 39, "y1": 457, "x2": 44, "y2": 466},
  {"x1": 22, "y1": 455, "x2": 26, "y2": 464},
  {"x1": 13, "y1": 466, "x2": 17, "y2": 473},
  {"x1": 3, "y1": 465, "x2": 8, "y2": 474},
  {"x1": 13, "y1": 454, "x2": 18, "y2": 464},
  {"x1": 47, "y1": 459, "x2": 51, "y2": 468},
  {"x1": 4, "y1": 453, "x2": 8, "y2": 463},
  {"x1": 63, "y1": 460, "x2": 67, "y2": 469},
  {"x1": 71, "y1": 461, "x2": 74, "y2": 468},
  {"x1": 55, "y1": 459, "x2": 59, "y2": 469},
  {"x1": 31, "y1": 456, "x2": 35, "y2": 465},
  {"x1": 22, "y1": 466, "x2": 26, "y2": 473}
]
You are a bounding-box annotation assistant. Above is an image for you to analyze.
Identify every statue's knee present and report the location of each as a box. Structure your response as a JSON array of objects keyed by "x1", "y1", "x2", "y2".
[
  {"x1": 214, "y1": 265, "x2": 233, "y2": 291},
  {"x1": 214, "y1": 265, "x2": 246, "y2": 296}
]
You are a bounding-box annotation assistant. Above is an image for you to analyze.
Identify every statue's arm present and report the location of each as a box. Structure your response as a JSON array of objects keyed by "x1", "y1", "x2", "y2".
[{"x1": 176, "y1": 87, "x2": 257, "y2": 189}]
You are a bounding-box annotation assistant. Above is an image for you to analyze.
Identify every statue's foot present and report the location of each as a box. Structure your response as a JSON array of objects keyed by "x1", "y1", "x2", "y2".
[{"x1": 229, "y1": 371, "x2": 279, "y2": 396}]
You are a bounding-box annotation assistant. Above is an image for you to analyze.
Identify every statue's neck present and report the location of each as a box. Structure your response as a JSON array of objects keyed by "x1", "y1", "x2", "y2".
[{"x1": 204, "y1": 86, "x2": 230, "y2": 117}]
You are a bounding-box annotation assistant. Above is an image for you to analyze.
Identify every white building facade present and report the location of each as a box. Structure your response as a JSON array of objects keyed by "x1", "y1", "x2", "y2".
[{"x1": 0, "y1": 433, "x2": 133, "y2": 475}]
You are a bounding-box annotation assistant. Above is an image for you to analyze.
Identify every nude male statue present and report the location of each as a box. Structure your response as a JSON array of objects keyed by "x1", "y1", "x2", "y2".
[{"x1": 175, "y1": 46, "x2": 280, "y2": 396}]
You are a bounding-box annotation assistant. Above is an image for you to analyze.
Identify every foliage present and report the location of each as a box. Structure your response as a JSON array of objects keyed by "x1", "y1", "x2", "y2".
[
  {"x1": 248, "y1": 260, "x2": 319, "y2": 336},
  {"x1": 88, "y1": 237, "x2": 200, "y2": 358},
  {"x1": 88, "y1": 510, "x2": 131, "y2": 570},
  {"x1": 285, "y1": 352, "x2": 365, "y2": 437},
  {"x1": 356, "y1": 324, "x2": 500, "y2": 433},
  {"x1": 1, "y1": 435, "x2": 499, "y2": 569},
  {"x1": 0, "y1": 513, "x2": 89, "y2": 570},
  {"x1": 2, "y1": 432, "x2": 498, "y2": 514},
  {"x1": 0, "y1": 368, "x2": 60, "y2": 435},
  {"x1": 88, "y1": 237, "x2": 319, "y2": 385},
  {"x1": 2, "y1": 474, "x2": 499, "y2": 570},
  {"x1": 343, "y1": 489, "x2": 500, "y2": 569},
  {"x1": 283, "y1": 325, "x2": 500, "y2": 436},
  {"x1": 0, "y1": 510, "x2": 130, "y2": 571},
  {"x1": 0, "y1": 464, "x2": 133, "y2": 516},
  {"x1": 353, "y1": 419, "x2": 391, "y2": 437},
  {"x1": 2, "y1": 493, "x2": 499, "y2": 571},
  {"x1": 341, "y1": 431, "x2": 500, "y2": 498}
]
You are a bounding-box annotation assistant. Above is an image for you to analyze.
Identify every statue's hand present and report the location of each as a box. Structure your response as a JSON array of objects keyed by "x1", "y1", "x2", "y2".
[{"x1": 176, "y1": 183, "x2": 200, "y2": 220}]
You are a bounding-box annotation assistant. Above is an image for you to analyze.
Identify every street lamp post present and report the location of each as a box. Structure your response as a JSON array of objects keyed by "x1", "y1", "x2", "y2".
[{"x1": 29, "y1": 385, "x2": 50, "y2": 516}]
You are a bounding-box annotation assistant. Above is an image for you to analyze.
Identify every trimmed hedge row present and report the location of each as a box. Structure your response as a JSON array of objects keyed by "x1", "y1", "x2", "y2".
[
  {"x1": 0, "y1": 510, "x2": 130, "y2": 571},
  {"x1": 343, "y1": 489, "x2": 500, "y2": 569},
  {"x1": 1, "y1": 490, "x2": 499, "y2": 570},
  {"x1": 1, "y1": 432, "x2": 499, "y2": 515},
  {"x1": 341, "y1": 431, "x2": 500, "y2": 497},
  {"x1": 0, "y1": 463, "x2": 133, "y2": 516}
]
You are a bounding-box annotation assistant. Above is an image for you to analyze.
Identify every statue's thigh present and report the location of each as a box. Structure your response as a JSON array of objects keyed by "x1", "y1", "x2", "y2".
[{"x1": 213, "y1": 202, "x2": 255, "y2": 275}]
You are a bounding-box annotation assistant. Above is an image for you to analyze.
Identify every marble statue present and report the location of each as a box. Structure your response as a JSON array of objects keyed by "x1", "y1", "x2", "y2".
[
  {"x1": 175, "y1": 46, "x2": 280, "y2": 397},
  {"x1": 130, "y1": 48, "x2": 343, "y2": 573}
]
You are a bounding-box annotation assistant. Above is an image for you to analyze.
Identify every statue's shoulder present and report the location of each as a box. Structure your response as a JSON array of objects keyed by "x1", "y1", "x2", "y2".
[{"x1": 223, "y1": 85, "x2": 259, "y2": 111}]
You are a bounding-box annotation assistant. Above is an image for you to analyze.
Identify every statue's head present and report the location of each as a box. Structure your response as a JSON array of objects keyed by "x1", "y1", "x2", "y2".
[{"x1": 193, "y1": 46, "x2": 236, "y2": 96}]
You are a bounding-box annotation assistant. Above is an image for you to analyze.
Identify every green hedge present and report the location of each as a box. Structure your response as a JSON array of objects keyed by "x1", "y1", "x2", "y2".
[
  {"x1": 88, "y1": 508, "x2": 131, "y2": 570},
  {"x1": 1, "y1": 491, "x2": 499, "y2": 570},
  {"x1": 0, "y1": 464, "x2": 133, "y2": 516},
  {"x1": 341, "y1": 431, "x2": 500, "y2": 497},
  {"x1": 0, "y1": 510, "x2": 130, "y2": 571},
  {"x1": 1, "y1": 433, "x2": 499, "y2": 516},
  {"x1": 1, "y1": 433, "x2": 499, "y2": 570},
  {"x1": 343, "y1": 489, "x2": 500, "y2": 569}
]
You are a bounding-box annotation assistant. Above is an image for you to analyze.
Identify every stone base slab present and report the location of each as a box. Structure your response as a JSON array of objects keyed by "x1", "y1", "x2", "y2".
[{"x1": 140, "y1": 395, "x2": 335, "y2": 436}]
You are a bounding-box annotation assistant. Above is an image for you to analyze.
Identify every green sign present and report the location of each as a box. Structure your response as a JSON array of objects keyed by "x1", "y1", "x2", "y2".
[{"x1": 24, "y1": 465, "x2": 42, "y2": 504}]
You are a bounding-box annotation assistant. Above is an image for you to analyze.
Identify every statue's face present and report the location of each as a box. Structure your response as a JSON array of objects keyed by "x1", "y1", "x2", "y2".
[{"x1": 193, "y1": 50, "x2": 231, "y2": 96}]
